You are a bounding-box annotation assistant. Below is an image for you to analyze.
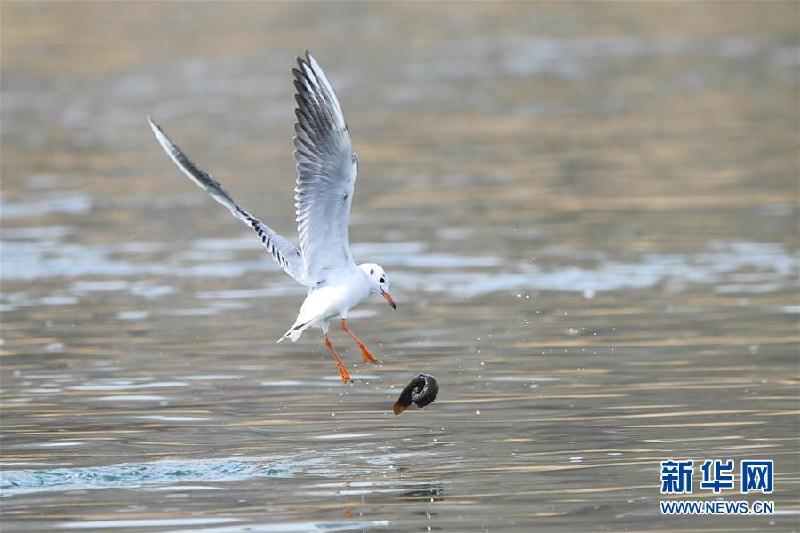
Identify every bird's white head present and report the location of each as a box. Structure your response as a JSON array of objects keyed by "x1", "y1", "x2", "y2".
[{"x1": 359, "y1": 263, "x2": 396, "y2": 309}]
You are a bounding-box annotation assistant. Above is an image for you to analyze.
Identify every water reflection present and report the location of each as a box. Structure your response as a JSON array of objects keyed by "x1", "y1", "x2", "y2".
[{"x1": 1, "y1": 233, "x2": 795, "y2": 311}]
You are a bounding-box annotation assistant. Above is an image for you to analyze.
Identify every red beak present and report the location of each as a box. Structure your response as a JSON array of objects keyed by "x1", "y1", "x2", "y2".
[{"x1": 381, "y1": 289, "x2": 396, "y2": 309}]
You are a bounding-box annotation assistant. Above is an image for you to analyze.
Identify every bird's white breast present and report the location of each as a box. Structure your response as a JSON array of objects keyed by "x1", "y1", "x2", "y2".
[{"x1": 295, "y1": 268, "x2": 371, "y2": 327}]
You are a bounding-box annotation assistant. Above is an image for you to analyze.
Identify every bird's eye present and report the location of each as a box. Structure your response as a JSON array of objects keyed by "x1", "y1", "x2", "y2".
[{"x1": 379, "y1": 277, "x2": 385, "y2": 283}]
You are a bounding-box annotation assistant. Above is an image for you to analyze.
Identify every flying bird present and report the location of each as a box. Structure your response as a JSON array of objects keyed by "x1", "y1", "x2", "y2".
[{"x1": 148, "y1": 52, "x2": 395, "y2": 384}]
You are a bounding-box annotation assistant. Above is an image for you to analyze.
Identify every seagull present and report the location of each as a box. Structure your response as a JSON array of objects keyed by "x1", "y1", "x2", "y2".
[{"x1": 147, "y1": 52, "x2": 395, "y2": 384}]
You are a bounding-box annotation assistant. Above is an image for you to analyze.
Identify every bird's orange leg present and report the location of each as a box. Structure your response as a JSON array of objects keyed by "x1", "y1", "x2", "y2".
[
  {"x1": 324, "y1": 333, "x2": 351, "y2": 383},
  {"x1": 341, "y1": 319, "x2": 381, "y2": 363}
]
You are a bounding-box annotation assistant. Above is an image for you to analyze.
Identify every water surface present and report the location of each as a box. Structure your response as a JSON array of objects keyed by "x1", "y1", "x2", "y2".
[{"x1": 1, "y1": 2, "x2": 798, "y2": 531}]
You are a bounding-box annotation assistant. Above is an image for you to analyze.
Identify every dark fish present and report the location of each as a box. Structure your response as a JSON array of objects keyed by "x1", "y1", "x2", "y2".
[{"x1": 393, "y1": 374, "x2": 438, "y2": 415}]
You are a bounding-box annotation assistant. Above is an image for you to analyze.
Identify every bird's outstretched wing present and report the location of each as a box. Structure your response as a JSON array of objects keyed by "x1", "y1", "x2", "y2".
[
  {"x1": 148, "y1": 117, "x2": 307, "y2": 285},
  {"x1": 293, "y1": 52, "x2": 358, "y2": 285}
]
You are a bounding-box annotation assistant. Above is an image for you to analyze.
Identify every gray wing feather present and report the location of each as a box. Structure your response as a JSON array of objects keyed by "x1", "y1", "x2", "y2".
[
  {"x1": 293, "y1": 52, "x2": 358, "y2": 284},
  {"x1": 147, "y1": 117, "x2": 306, "y2": 285}
]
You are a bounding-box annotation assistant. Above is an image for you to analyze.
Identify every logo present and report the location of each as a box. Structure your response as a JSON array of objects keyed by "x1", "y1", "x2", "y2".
[
  {"x1": 741, "y1": 460, "x2": 773, "y2": 494},
  {"x1": 660, "y1": 459, "x2": 693, "y2": 494},
  {"x1": 659, "y1": 459, "x2": 774, "y2": 515},
  {"x1": 700, "y1": 459, "x2": 734, "y2": 493}
]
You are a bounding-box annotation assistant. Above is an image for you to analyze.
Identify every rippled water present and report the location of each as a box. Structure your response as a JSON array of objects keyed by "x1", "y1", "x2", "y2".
[{"x1": 2, "y1": 2, "x2": 799, "y2": 531}]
